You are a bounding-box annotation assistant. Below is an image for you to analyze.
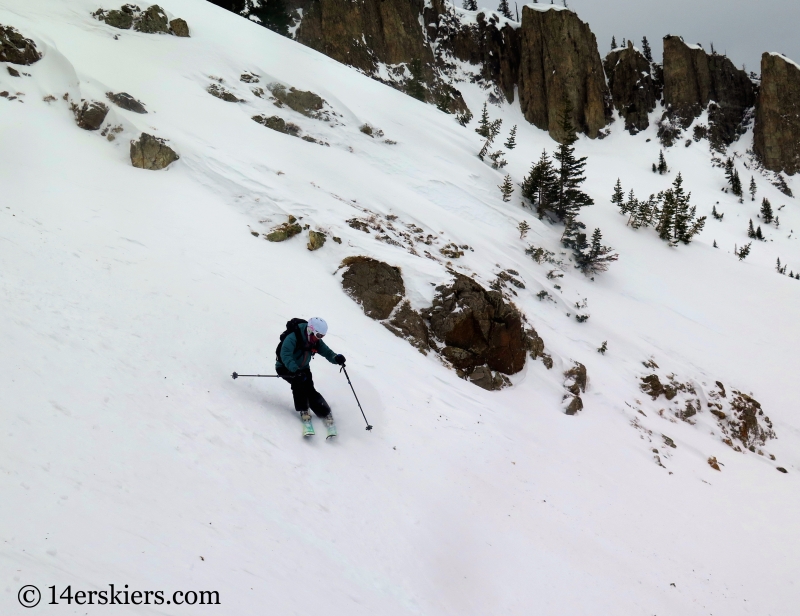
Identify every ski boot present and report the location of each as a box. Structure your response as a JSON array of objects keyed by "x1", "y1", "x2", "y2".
[{"x1": 300, "y1": 411, "x2": 315, "y2": 437}]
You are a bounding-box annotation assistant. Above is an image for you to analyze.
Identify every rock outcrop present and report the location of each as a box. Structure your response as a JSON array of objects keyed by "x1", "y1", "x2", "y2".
[
  {"x1": 307, "y1": 230, "x2": 326, "y2": 251},
  {"x1": 107, "y1": 91, "x2": 147, "y2": 113},
  {"x1": 73, "y1": 101, "x2": 109, "y2": 131},
  {"x1": 753, "y1": 53, "x2": 800, "y2": 175},
  {"x1": 517, "y1": 6, "x2": 610, "y2": 141},
  {"x1": 293, "y1": 0, "x2": 433, "y2": 76},
  {"x1": 661, "y1": 35, "x2": 756, "y2": 148},
  {"x1": 604, "y1": 41, "x2": 659, "y2": 134},
  {"x1": 134, "y1": 5, "x2": 169, "y2": 33},
  {"x1": 130, "y1": 133, "x2": 179, "y2": 170},
  {"x1": 0, "y1": 24, "x2": 41, "y2": 65},
  {"x1": 169, "y1": 18, "x2": 190, "y2": 37},
  {"x1": 93, "y1": 4, "x2": 189, "y2": 36},
  {"x1": 340, "y1": 257, "x2": 405, "y2": 320},
  {"x1": 427, "y1": 274, "x2": 526, "y2": 376}
]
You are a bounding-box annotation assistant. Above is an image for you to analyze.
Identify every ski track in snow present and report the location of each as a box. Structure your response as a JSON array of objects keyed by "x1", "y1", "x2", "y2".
[{"x1": 1, "y1": 1, "x2": 799, "y2": 615}]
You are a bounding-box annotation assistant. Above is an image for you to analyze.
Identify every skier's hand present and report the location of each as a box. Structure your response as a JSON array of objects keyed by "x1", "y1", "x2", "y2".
[
  {"x1": 294, "y1": 371, "x2": 309, "y2": 383},
  {"x1": 335, "y1": 354, "x2": 346, "y2": 365}
]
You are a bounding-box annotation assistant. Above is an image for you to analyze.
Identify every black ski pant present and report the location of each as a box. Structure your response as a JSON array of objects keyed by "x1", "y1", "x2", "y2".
[{"x1": 277, "y1": 366, "x2": 331, "y2": 417}]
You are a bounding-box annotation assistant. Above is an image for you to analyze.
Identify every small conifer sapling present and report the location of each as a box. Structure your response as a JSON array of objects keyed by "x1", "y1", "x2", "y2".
[
  {"x1": 504, "y1": 125, "x2": 517, "y2": 150},
  {"x1": 642, "y1": 37, "x2": 653, "y2": 63},
  {"x1": 760, "y1": 198, "x2": 774, "y2": 224},
  {"x1": 749, "y1": 176, "x2": 757, "y2": 201},
  {"x1": 597, "y1": 341, "x2": 608, "y2": 355},
  {"x1": 518, "y1": 220, "x2": 530, "y2": 239},
  {"x1": 499, "y1": 175, "x2": 514, "y2": 202}
]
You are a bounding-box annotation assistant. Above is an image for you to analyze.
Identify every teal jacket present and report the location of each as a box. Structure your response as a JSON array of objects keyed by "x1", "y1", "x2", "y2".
[{"x1": 276, "y1": 322, "x2": 338, "y2": 372}]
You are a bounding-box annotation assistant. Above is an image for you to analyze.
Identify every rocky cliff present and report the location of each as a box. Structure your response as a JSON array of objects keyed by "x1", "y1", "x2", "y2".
[
  {"x1": 292, "y1": 0, "x2": 433, "y2": 79},
  {"x1": 517, "y1": 6, "x2": 611, "y2": 141},
  {"x1": 604, "y1": 41, "x2": 659, "y2": 134},
  {"x1": 754, "y1": 53, "x2": 800, "y2": 175},
  {"x1": 662, "y1": 35, "x2": 756, "y2": 148}
]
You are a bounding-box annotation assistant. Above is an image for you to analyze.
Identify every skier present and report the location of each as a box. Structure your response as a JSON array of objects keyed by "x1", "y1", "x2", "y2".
[{"x1": 275, "y1": 317, "x2": 346, "y2": 437}]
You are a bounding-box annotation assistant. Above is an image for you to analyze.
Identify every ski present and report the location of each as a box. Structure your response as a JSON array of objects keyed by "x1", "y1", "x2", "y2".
[
  {"x1": 324, "y1": 415, "x2": 337, "y2": 440},
  {"x1": 300, "y1": 412, "x2": 315, "y2": 437}
]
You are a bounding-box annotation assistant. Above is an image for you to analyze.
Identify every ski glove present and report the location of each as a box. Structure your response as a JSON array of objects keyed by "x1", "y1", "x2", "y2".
[{"x1": 335, "y1": 354, "x2": 346, "y2": 365}]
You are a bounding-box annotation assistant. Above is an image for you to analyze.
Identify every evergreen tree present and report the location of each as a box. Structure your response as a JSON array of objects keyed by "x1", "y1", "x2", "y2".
[
  {"x1": 642, "y1": 36, "x2": 653, "y2": 63},
  {"x1": 747, "y1": 219, "x2": 756, "y2": 239},
  {"x1": 760, "y1": 197, "x2": 774, "y2": 224},
  {"x1": 631, "y1": 194, "x2": 658, "y2": 229},
  {"x1": 657, "y1": 150, "x2": 668, "y2": 174},
  {"x1": 521, "y1": 150, "x2": 558, "y2": 213},
  {"x1": 406, "y1": 59, "x2": 426, "y2": 101},
  {"x1": 436, "y1": 90, "x2": 451, "y2": 113},
  {"x1": 713, "y1": 239, "x2": 718, "y2": 248},
  {"x1": 622, "y1": 189, "x2": 638, "y2": 219},
  {"x1": 561, "y1": 212, "x2": 587, "y2": 251},
  {"x1": 575, "y1": 228, "x2": 619, "y2": 275},
  {"x1": 655, "y1": 174, "x2": 705, "y2": 245},
  {"x1": 499, "y1": 174, "x2": 514, "y2": 202},
  {"x1": 553, "y1": 99, "x2": 593, "y2": 222},
  {"x1": 652, "y1": 163, "x2": 657, "y2": 173},
  {"x1": 731, "y1": 168, "x2": 743, "y2": 199},
  {"x1": 498, "y1": 0, "x2": 513, "y2": 19},
  {"x1": 621, "y1": 37, "x2": 627, "y2": 48},
  {"x1": 456, "y1": 108, "x2": 473, "y2": 127},
  {"x1": 504, "y1": 125, "x2": 517, "y2": 149},
  {"x1": 749, "y1": 175, "x2": 757, "y2": 201},
  {"x1": 756, "y1": 225, "x2": 764, "y2": 241},
  {"x1": 248, "y1": 0, "x2": 292, "y2": 36},
  {"x1": 712, "y1": 205, "x2": 724, "y2": 221},
  {"x1": 736, "y1": 242, "x2": 752, "y2": 261},
  {"x1": 611, "y1": 178, "x2": 624, "y2": 212},
  {"x1": 475, "y1": 102, "x2": 490, "y2": 138},
  {"x1": 724, "y1": 157, "x2": 734, "y2": 183},
  {"x1": 463, "y1": 0, "x2": 478, "y2": 10},
  {"x1": 611, "y1": 35, "x2": 617, "y2": 50},
  {"x1": 518, "y1": 220, "x2": 530, "y2": 239}
]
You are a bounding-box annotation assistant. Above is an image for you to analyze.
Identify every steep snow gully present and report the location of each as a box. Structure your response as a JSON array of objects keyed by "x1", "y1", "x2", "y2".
[{"x1": 2, "y1": 1, "x2": 799, "y2": 615}]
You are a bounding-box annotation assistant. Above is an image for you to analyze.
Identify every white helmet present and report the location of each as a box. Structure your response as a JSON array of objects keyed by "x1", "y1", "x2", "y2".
[{"x1": 307, "y1": 317, "x2": 328, "y2": 337}]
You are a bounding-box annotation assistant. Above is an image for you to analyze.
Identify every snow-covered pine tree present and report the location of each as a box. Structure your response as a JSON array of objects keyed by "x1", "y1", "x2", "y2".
[
  {"x1": 655, "y1": 174, "x2": 705, "y2": 245},
  {"x1": 463, "y1": 0, "x2": 478, "y2": 10},
  {"x1": 712, "y1": 205, "x2": 724, "y2": 220},
  {"x1": 731, "y1": 168, "x2": 743, "y2": 200},
  {"x1": 631, "y1": 194, "x2": 658, "y2": 229},
  {"x1": 756, "y1": 225, "x2": 765, "y2": 241},
  {"x1": 747, "y1": 219, "x2": 756, "y2": 239},
  {"x1": 623, "y1": 189, "x2": 638, "y2": 219},
  {"x1": 475, "y1": 102, "x2": 490, "y2": 138},
  {"x1": 642, "y1": 36, "x2": 653, "y2": 63},
  {"x1": 244, "y1": 0, "x2": 292, "y2": 36},
  {"x1": 611, "y1": 178, "x2": 624, "y2": 212},
  {"x1": 498, "y1": 0, "x2": 513, "y2": 20},
  {"x1": 561, "y1": 211, "x2": 587, "y2": 251},
  {"x1": 521, "y1": 150, "x2": 558, "y2": 213},
  {"x1": 657, "y1": 150, "x2": 668, "y2": 174},
  {"x1": 518, "y1": 220, "x2": 530, "y2": 239},
  {"x1": 736, "y1": 242, "x2": 752, "y2": 261},
  {"x1": 499, "y1": 174, "x2": 513, "y2": 202},
  {"x1": 760, "y1": 198, "x2": 774, "y2": 224},
  {"x1": 575, "y1": 228, "x2": 619, "y2": 275},
  {"x1": 553, "y1": 99, "x2": 593, "y2": 222},
  {"x1": 749, "y1": 176, "x2": 757, "y2": 201},
  {"x1": 611, "y1": 35, "x2": 617, "y2": 50},
  {"x1": 504, "y1": 125, "x2": 517, "y2": 150},
  {"x1": 406, "y1": 59, "x2": 426, "y2": 101},
  {"x1": 724, "y1": 157, "x2": 734, "y2": 184}
]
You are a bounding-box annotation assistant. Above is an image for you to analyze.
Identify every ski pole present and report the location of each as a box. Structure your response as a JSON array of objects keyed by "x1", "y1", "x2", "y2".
[
  {"x1": 231, "y1": 372, "x2": 294, "y2": 379},
  {"x1": 340, "y1": 365, "x2": 373, "y2": 431}
]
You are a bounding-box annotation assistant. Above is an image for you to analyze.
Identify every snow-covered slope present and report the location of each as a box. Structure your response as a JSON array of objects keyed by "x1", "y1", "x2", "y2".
[{"x1": 2, "y1": 1, "x2": 799, "y2": 614}]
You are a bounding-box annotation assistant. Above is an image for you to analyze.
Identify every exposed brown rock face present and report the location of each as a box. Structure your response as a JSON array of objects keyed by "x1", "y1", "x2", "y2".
[
  {"x1": 340, "y1": 257, "x2": 405, "y2": 320},
  {"x1": 435, "y1": 10, "x2": 520, "y2": 103},
  {"x1": 428, "y1": 274, "x2": 526, "y2": 375},
  {"x1": 74, "y1": 101, "x2": 109, "y2": 131},
  {"x1": 0, "y1": 25, "x2": 41, "y2": 65},
  {"x1": 130, "y1": 133, "x2": 179, "y2": 170},
  {"x1": 754, "y1": 53, "x2": 800, "y2": 175},
  {"x1": 662, "y1": 35, "x2": 755, "y2": 147},
  {"x1": 294, "y1": 0, "x2": 433, "y2": 76},
  {"x1": 169, "y1": 18, "x2": 190, "y2": 37},
  {"x1": 106, "y1": 91, "x2": 147, "y2": 114},
  {"x1": 517, "y1": 6, "x2": 611, "y2": 141},
  {"x1": 604, "y1": 41, "x2": 659, "y2": 134}
]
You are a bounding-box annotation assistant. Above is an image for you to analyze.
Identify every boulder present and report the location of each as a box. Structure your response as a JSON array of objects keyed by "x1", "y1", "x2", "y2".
[
  {"x1": 604, "y1": 41, "x2": 659, "y2": 134},
  {"x1": 340, "y1": 257, "x2": 405, "y2": 320},
  {"x1": 74, "y1": 101, "x2": 109, "y2": 131},
  {"x1": 169, "y1": 18, "x2": 190, "y2": 37},
  {"x1": 428, "y1": 274, "x2": 526, "y2": 375},
  {"x1": 0, "y1": 24, "x2": 41, "y2": 65},
  {"x1": 564, "y1": 362, "x2": 587, "y2": 395},
  {"x1": 130, "y1": 133, "x2": 179, "y2": 170},
  {"x1": 207, "y1": 84, "x2": 241, "y2": 102},
  {"x1": 269, "y1": 84, "x2": 324, "y2": 117},
  {"x1": 106, "y1": 91, "x2": 147, "y2": 113},
  {"x1": 307, "y1": 230, "x2": 326, "y2": 251},
  {"x1": 98, "y1": 9, "x2": 134, "y2": 29},
  {"x1": 565, "y1": 395, "x2": 583, "y2": 415},
  {"x1": 661, "y1": 36, "x2": 755, "y2": 148},
  {"x1": 134, "y1": 5, "x2": 170, "y2": 34},
  {"x1": 468, "y1": 366, "x2": 510, "y2": 391},
  {"x1": 7, "y1": 66, "x2": 19, "y2": 77},
  {"x1": 265, "y1": 218, "x2": 302, "y2": 242},
  {"x1": 517, "y1": 6, "x2": 611, "y2": 141},
  {"x1": 252, "y1": 115, "x2": 301, "y2": 136},
  {"x1": 753, "y1": 53, "x2": 800, "y2": 175}
]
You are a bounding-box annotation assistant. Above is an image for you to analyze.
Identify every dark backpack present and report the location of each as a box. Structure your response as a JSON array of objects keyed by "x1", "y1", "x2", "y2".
[{"x1": 275, "y1": 318, "x2": 308, "y2": 364}]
